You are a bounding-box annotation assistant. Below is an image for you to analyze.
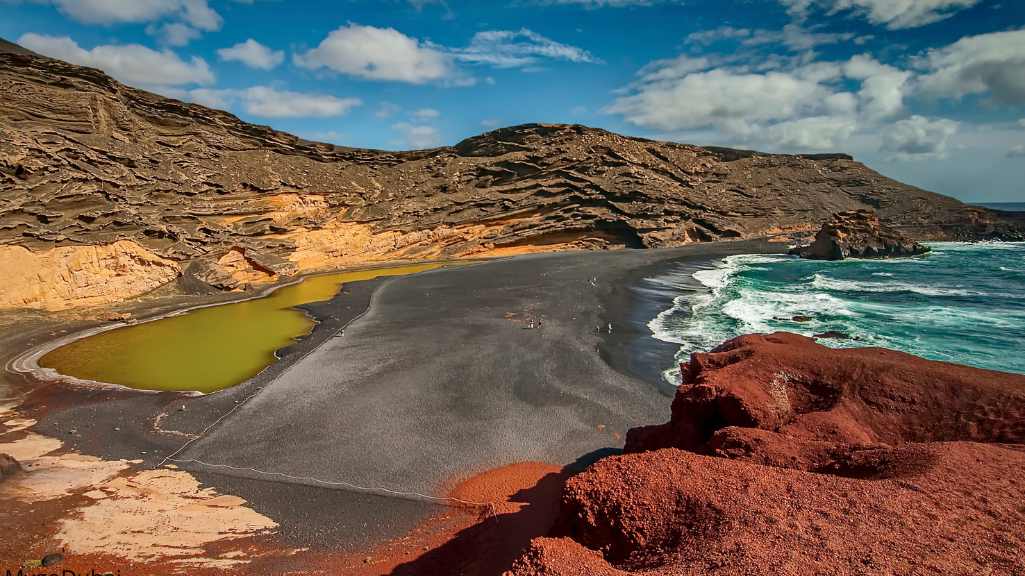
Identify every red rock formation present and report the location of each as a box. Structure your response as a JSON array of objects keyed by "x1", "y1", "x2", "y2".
[{"x1": 511, "y1": 333, "x2": 1025, "y2": 575}]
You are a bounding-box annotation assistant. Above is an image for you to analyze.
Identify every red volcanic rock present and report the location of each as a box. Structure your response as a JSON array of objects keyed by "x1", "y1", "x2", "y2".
[
  {"x1": 513, "y1": 443, "x2": 1025, "y2": 575},
  {"x1": 625, "y1": 332, "x2": 1025, "y2": 464},
  {"x1": 510, "y1": 333, "x2": 1025, "y2": 575}
]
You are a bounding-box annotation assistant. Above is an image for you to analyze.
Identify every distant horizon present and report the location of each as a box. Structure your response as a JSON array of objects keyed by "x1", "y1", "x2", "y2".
[{"x1": 1, "y1": 0, "x2": 1023, "y2": 202}]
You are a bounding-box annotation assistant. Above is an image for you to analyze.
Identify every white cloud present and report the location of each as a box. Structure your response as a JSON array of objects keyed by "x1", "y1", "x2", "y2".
[
  {"x1": 687, "y1": 24, "x2": 861, "y2": 53},
  {"x1": 917, "y1": 30, "x2": 1025, "y2": 105},
  {"x1": 18, "y1": 33, "x2": 213, "y2": 87},
  {"x1": 376, "y1": 102, "x2": 402, "y2": 118},
  {"x1": 148, "y1": 22, "x2": 200, "y2": 47},
  {"x1": 781, "y1": 0, "x2": 979, "y2": 30},
  {"x1": 1019, "y1": 118, "x2": 1025, "y2": 129},
  {"x1": 218, "y1": 39, "x2": 284, "y2": 70},
  {"x1": 177, "y1": 86, "x2": 361, "y2": 118},
  {"x1": 239, "y1": 87, "x2": 361, "y2": 118},
  {"x1": 607, "y1": 63, "x2": 846, "y2": 137},
  {"x1": 393, "y1": 122, "x2": 442, "y2": 148},
  {"x1": 882, "y1": 115, "x2": 959, "y2": 159},
  {"x1": 1008, "y1": 144, "x2": 1025, "y2": 158},
  {"x1": 412, "y1": 108, "x2": 440, "y2": 119},
  {"x1": 47, "y1": 0, "x2": 221, "y2": 30},
  {"x1": 607, "y1": 50, "x2": 928, "y2": 153},
  {"x1": 185, "y1": 87, "x2": 232, "y2": 108},
  {"x1": 845, "y1": 55, "x2": 911, "y2": 119},
  {"x1": 295, "y1": 24, "x2": 452, "y2": 84},
  {"x1": 766, "y1": 115, "x2": 859, "y2": 149},
  {"x1": 453, "y1": 28, "x2": 599, "y2": 68}
]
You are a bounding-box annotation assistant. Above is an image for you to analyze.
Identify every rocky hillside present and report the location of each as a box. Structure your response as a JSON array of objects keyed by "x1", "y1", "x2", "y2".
[{"x1": 1, "y1": 39, "x2": 1021, "y2": 310}]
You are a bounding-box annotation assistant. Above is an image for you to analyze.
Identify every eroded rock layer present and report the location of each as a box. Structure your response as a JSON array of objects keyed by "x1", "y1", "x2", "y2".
[
  {"x1": 792, "y1": 209, "x2": 930, "y2": 260},
  {"x1": 2, "y1": 41, "x2": 1023, "y2": 309},
  {"x1": 511, "y1": 333, "x2": 1025, "y2": 575}
]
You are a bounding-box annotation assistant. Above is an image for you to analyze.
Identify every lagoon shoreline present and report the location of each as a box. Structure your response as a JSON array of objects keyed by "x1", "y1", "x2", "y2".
[{"x1": 1, "y1": 239, "x2": 785, "y2": 570}]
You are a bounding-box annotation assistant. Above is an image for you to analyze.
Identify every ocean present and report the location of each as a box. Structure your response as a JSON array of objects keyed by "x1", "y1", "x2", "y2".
[
  {"x1": 646, "y1": 242, "x2": 1025, "y2": 384},
  {"x1": 976, "y1": 202, "x2": 1025, "y2": 211}
]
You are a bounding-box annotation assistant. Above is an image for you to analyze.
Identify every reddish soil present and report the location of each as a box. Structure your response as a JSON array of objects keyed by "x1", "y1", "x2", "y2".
[{"x1": 510, "y1": 333, "x2": 1025, "y2": 575}]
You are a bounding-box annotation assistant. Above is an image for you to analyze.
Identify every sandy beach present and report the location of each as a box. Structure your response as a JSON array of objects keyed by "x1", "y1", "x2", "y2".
[{"x1": 0, "y1": 240, "x2": 782, "y2": 572}]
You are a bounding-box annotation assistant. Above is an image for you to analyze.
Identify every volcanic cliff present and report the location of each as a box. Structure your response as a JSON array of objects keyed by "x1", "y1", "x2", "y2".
[
  {"x1": 511, "y1": 333, "x2": 1025, "y2": 575},
  {"x1": 1, "y1": 39, "x2": 1022, "y2": 310}
]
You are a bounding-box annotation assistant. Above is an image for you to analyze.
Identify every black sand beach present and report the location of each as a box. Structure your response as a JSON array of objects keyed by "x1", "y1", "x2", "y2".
[{"x1": 3, "y1": 240, "x2": 783, "y2": 554}]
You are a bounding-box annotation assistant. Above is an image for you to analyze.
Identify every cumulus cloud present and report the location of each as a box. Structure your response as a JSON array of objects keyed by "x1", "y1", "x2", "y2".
[
  {"x1": 240, "y1": 86, "x2": 361, "y2": 118},
  {"x1": 412, "y1": 108, "x2": 441, "y2": 119},
  {"x1": 178, "y1": 86, "x2": 361, "y2": 118},
  {"x1": 1007, "y1": 144, "x2": 1025, "y2": 158},
  {"x1": 218, "y1": 39, "x2": 284, "y2": 70},
  {"x1": 845, "y1": 55, "x2": 911, "y2": 120},
  {"x1": 294, "y1": 23, "x2": 597, "y2": 85},
  {"x1": 917, "y1": 30, "x2": 1025, "y2": 105},
  {"x1": 294, "y1": 24, "x2": 452, "y2": 84},
  {"x1": 18, "y1": 33, "x2": 213, "y2": 87},
  {"x1": 453, "y1": 28, "x2": 599, "y2": 68},
  {"x1": 782, "y1": 0, "x2": 979, "y2": 30},
  {"x1": 608, "y1": 67, "x2": 840, "y2": 135},
  {"x1": 47, "y1": 0, "x2": 221, "y2": 29},
  {"x1": 148, "y1": 22, "x2": 201, "y2": 47},
  {"x1": 392, "y1": 122, "x2": 443, "y2": 148},
  {"x1": 881, "y1": 115, "x2": 959, "y2": 159},
  {"x1": 608, "y1": 49, "x2": 924, "y2": 153}
]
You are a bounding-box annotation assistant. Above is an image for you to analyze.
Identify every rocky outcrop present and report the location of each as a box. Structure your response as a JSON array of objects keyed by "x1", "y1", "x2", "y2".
[
  {"x1": 0, "y1": 453, "x2": 21, "y2": 481},
  {"x1": 0, "y1": 240, "x2": 181, "y2": 310},
  {"x1": 2, "y1": 39, "x2": 1023, "y2": 309},
  {"x1": 624, "y1": 332, "x2": 1025, "y2": 460},
  {"x1": 791, "y1": 209, "x2": 930, "y2": 260},
  {"x1": 511, "y1": 333, "x2": 1025, "y2": 575}
]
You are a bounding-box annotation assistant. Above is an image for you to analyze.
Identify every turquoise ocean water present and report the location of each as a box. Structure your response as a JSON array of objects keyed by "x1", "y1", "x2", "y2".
[{"x1": 648, "y1": 243, "x2": 1025, "y2": 383}]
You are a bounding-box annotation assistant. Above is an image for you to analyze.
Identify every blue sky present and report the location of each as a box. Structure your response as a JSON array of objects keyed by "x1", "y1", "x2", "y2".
[{"x1": 1, "y1": 0, "x2": 1023, "y2": 202}]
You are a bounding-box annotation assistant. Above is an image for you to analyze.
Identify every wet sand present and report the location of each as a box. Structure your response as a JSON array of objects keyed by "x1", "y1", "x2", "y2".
[{"x1": 1, "y1": 240, "x2": 784, "y2": 568}]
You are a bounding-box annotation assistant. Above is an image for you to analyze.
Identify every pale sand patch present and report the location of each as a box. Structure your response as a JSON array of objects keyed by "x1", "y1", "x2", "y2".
[
  {"x1": 7, "y1": 453, "x2": 131, "y2": 499},
  {"x1": 2, "y1": 417, "x2": 37, "y2": 435},
  {"x1": 56, "y1": 468, "x2": 279, "y2": 565},
  {"x1": 0, "y1": 431, "x2": 62, "y2": 460}
]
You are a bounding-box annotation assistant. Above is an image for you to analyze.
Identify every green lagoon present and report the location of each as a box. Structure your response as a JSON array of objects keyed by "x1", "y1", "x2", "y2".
[{"x1": 39, "y1": 263, "x2": 441, "y2": 393}]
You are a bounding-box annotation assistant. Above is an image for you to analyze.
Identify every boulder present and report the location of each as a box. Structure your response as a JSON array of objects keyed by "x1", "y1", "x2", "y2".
[
  {"x1": 791, "y1": 209, "x2": 929, "y2": 260},
  {"x1": 0, "y1": 453, "x2": 22, "y2": 480}
]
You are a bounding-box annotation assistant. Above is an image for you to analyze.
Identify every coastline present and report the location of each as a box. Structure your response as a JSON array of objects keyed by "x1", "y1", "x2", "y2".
[{"x1": 1, "y1": 239, "x2": 786, "y2": 571}]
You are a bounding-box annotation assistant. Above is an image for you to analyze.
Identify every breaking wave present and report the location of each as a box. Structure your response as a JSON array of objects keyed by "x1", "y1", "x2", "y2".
[{"x1": 646, "y1": 242, "x2": 1025, "y2": 383}]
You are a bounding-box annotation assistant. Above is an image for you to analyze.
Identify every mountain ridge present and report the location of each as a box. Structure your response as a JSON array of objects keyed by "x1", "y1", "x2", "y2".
[{"x1": 1, "y1": 38, "x2": 1022, "y2": 310}]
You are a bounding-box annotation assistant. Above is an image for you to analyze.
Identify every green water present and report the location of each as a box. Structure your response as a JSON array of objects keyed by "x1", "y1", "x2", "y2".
[{"x1": 39, "y1": 263, "x2": 441, "y2": 393}]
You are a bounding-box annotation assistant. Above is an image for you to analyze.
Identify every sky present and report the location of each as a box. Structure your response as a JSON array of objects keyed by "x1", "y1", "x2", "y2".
[{"x1": 1, "y1": 0, "x2": 1023, "y2": 202}]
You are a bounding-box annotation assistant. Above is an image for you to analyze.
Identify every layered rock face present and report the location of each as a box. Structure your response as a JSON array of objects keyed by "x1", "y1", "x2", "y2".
[
  {"x1": 512, "y1": 333, "x2": 1025, "y2": 575},
  {"x1": 792, "y1": 209, "x2": 930, "y2": 260},
  {"x1": 2, "y1": 41, "x2": 1023, "y2": 310}
]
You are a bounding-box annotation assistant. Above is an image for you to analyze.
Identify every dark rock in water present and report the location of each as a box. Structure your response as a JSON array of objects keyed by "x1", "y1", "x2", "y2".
[
  {"x1": 790, "y1": 209, "x2": 930, "y2": 260},
  {"x1": 814, "y1": 331, "x2": 850, "y2": 340},
  {"x1": 0, "y1": 453, "x2": 22, "y2": 480},
  {"x1": 792, "y1": 315, "x2": 814, "y2": 323}
]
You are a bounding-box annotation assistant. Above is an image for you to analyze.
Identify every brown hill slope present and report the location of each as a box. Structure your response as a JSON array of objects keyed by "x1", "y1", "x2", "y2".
[{"x1": 1, "y1": 40, "x2": 1021, "y2": 310}]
